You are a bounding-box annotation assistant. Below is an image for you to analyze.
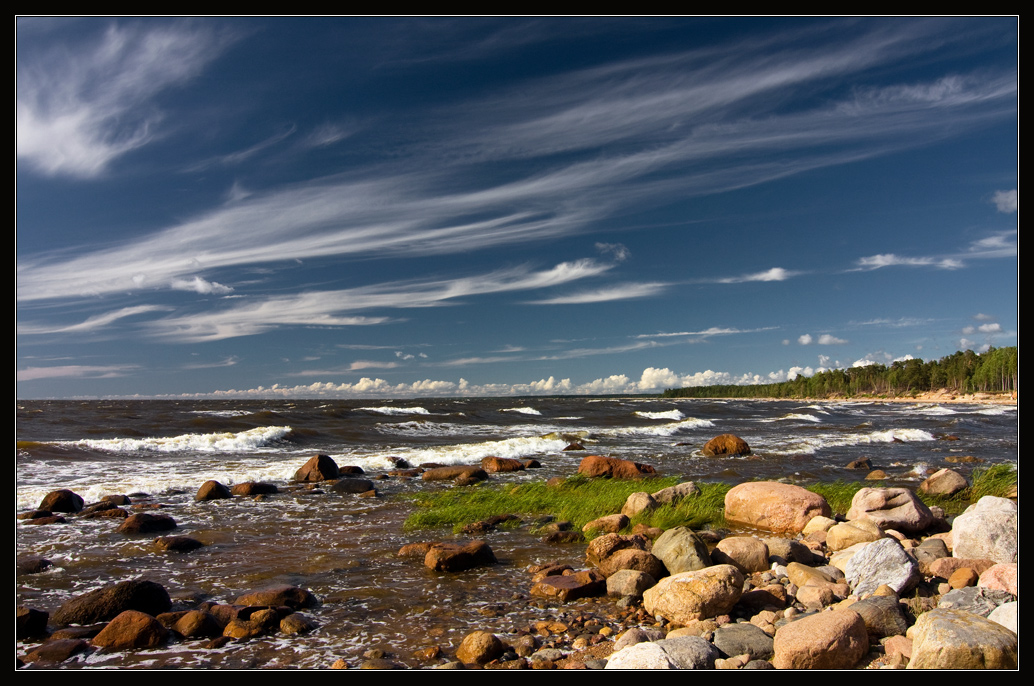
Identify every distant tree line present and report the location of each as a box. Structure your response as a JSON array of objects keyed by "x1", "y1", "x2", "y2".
[{"x1": 661, "y1": 347, "x2": 1017, "y2": 399}]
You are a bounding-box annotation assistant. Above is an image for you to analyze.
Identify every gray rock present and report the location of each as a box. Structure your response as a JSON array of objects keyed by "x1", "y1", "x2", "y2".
[
  {"x1": 712, "y1": 622, "x2": 774, "y2": 660},
  {"x1": 651, "y1": 481, "x2": 701, "y2": 505},
  {"x1": 611, "y1": 626, "x2": 665, "y2": 652},
  {"x1": 846, "y1": 487, "x2": 934, "y2": 534},
  {"x1": 653, "y1": 635, "x2": 720, "y2": 669},
  {"x1": 850, "y1": 595, "x2": 909, "y2": 638},
  {"x1": 938, "y1": 586, "x2": 1015, "y2": 617},
  {"x1": 844, "y1": 538, "x2": 920, "y2": 597},
  {"x1": 764, "y1": 537, "x2": 817, "y2": 566},
  {"x1": 606, "y1": 569, "x2": 656, "y2": 598},
  {"x1": 908, "y1": 608, "x2": 1017, "y2": 669},
  {"x1": 605, "y1": 641, "x2": 678, "y2": 669},
  {"x1": 651, "y1": 526, "x2": 711, "y2": 574}
]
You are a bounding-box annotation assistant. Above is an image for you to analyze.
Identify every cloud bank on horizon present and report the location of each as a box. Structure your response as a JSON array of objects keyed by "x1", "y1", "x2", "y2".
[{"x1": 17, "y1": 17, "x2": 1017, "y2": 398}]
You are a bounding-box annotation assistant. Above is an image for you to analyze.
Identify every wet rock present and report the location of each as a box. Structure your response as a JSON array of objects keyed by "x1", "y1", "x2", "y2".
[
  {"x1": 81, "y1": 506, "x2": 129, "y2": 519},
  {"x1": 17, "y1": 556, "x2": 53, "y2": 575},
  {"x1": 21, "y1": 514, "x2": 67, "y2": 525},
  {"x1": 577, "y1": 455, "x2": 656, "y2": 479},
  {"x1": 38, "y1": 489, "x2": 84, "y2": 513},
  {"x1": 701, "y1": 433, "x2": 751, "y2": 457},
  {"x1": 116, "y1": 513, "x2": 177, "y2": 534},
  {"x1": 456, "y1": 631, "x2": 504, "y2": 664},
  {"x1": 908, "y1": 608, "x2": 1017, "y2": 669},
  {"x1": 595, "y1": 548, "x2": 666, "y2": 580},
  {"x1": 233, "y1": 585, "x2": 319, "y2": 609},
  {"x1": 230, "y1": 482, "x2": 279, "y2": 496},
  {"x1": 223, "y1": 608, "x2": 280, "y2": 639},
  {"x1": 421, "y1": 466, "x2": 489, "y2": 483},
  {"x1": 772, "y1": 609, "x2": 868, "y2": 669},
  {"x1": 585, "y1": 533, "x2": 650, "y2": 568},
  {"x1": 280, "y1": 613, "x2": 318, "y2": 635},
  {"x1": 17, "y1": 606, "x2": 49, "y2": 639},
  {"x1": 22, "y1": 638, "x2": 92, "y2": 664},
  {"x1": 531, "y1": 569, "x2": 606, "y2": 602},
  {"x1": 724, "y1": 482, "x2": 832, "y2": 535},
  {"x1": 293, "y1": 454, "x2": 340, "y2": 482},
  {"x1": 53, "y1": 580, "x2": 172, "y2": 626},
  {"x1": 643, "y1": 564, "x2": 744, "y2": 625},
  {"x1": 195, "y1": 480, "x2": 232, "y2": 501},
  {"x1": 480, "y1": 456, "x2": 525, "y2": 472},
  {"x1": 847, "y1": 487, "x2": 934, "y2": 534},
  {"x1": 845, "y1": 458, "x2": 872, "y2": 470},
  {"x1": 424, "y1": 540, "x2": 497, "y2": 572},
  {"x1": 92, "y1": 610, "x2": 168, "y2": 650},
  {"x1": 153, "y1": 535, "x2": 205, "y2": 552},
  {"x1": 330, "y1": 477, "x2": 377, "y2": 494},
  {"x1": 172, "y1": 610, "x2": 225, "y2": 639}
]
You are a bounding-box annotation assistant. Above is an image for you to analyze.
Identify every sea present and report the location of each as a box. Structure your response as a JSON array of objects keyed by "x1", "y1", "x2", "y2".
[{"x1": 16, "y1": 396, "x2": 1017, "y2": 668}]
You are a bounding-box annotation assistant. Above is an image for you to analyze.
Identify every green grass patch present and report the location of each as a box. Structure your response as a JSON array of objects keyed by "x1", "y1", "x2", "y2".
[{"x1": 404, "y1": 476, "x2": 730, "y2": 535}]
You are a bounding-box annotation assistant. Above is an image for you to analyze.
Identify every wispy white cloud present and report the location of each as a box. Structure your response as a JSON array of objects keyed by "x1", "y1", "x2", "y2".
[
  {"x1": 18, "y1": 304, "x2": 172, "y2": 335},
  {"x1": 715, "y1": 267, "x2": 799, "y2": 283},
  {"x1": 17, "y1": 21, "x2": 234, "y2": 178},
  {"x1": 635, "y1": 326, "x2": 776, "y2": 339},
  {"x1": 170, "y1": 276, "x2": 234, "y2": 295},
  {"x1": 527, "y1": 282, "x2": 667, "y2": 305},
  {"x1": 18, "y1": 364, "x2": 137, "y2": 381},
  {"x1": 854, "y1": 253, "x2": 963, "y2": 270}
]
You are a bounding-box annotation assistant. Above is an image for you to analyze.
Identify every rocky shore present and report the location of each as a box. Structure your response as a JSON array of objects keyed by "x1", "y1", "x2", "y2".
[{"x1": 17, "y1": 441, "x2": 1017, "y2": 670}]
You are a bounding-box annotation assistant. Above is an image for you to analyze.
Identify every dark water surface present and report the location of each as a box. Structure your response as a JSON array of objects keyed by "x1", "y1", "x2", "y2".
[{"x1": 16, "y1": 397, "x2": 1017, "y2": 668}]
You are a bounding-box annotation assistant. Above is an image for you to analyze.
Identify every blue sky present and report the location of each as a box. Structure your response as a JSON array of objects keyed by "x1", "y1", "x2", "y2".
[{"x1": 17, "y1": 17, "x2": 1017, "y2": 398}]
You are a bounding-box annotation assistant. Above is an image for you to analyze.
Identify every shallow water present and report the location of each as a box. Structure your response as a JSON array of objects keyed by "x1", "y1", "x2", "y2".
[{"x1": 16, "y1": 397, "x2": 1017, "y2": 667}]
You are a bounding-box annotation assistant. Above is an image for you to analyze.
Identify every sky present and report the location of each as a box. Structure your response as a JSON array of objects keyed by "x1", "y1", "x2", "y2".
[{"x1": 16, "y1": 17, "x2": 1018, "y2": 399}]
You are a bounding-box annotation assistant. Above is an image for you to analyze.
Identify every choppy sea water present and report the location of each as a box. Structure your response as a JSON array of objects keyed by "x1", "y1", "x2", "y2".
[{"x1": 16, "y1": 397, "x2": 1017, "y2": 668}]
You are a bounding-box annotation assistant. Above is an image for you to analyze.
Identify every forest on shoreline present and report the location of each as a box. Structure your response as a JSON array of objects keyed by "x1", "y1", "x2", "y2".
[{"x1": 662, "y1": 347, "x2": 1018, "y2": 400}]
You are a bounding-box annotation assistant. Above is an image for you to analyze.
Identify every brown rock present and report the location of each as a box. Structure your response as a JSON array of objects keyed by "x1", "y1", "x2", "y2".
[
  {"x1": 724, "y1": 482, "x2": 832, "y2": 535},
  {"x1": 153, "y1": 535, "x2": 205, "y2": 552},
  {"x1": 577, "y1": 455, "x2": 656, "y2": 479},
  {"x1": 280, "y1": 613, "x2": 318, "y2": 635},
  {"x1": 711, "y1": 536, "x2": 769, "y2": 574},
  {"x1": 233, "y1": 585, "x2": 318, "y2": 609},
  {"x1": 92, "y1": 610, "x2": 168, "y2": 650},
  {"x1": 230, "y1": 482, "x2": 279, "y2": 496},
  {"x1": 22, "y1": 638, "x2": 92, "y2": 664},
  {"x1": 948, "y1": 568, "x2": 979, "y2": 589},
  {"x1": 456, "y1": 631, "x2": 505, "y2": 664},
  {"x1": 424, "y1": 540, "x2": 497, "y2": 572},
  {"x1": 293, "y1": 454, "x2": 340, "y2": 482},
  {"x1": 596, "y1": 548, "x2": 666, "y2": 579},
  {"x1": 772, "y1": 609, "x2": 868, "y2": 669},
  {"x1": 38, "y1": 489, "x2": 84, "y2": 513},
  {"x1": 530, "y1": 570, "x2": 606, "y2": 602},
  {"x1": 173, "y1": 610, "x2": 224, "y2": 638},
  {"x1": 398, "y1": 542, "x2": 436, "y2": 558},
  {"x1": 865, "y1": 469, "x2": 888, "y2": 480},
  {"x1": 195, "y1": 480, "x2": 232, "y2": 501},
  {"x1": 52, "y1": 580, "x2": 171, "y2": 626},
  {"x1": 582, "y1": 513, "x2": 629, "y2": 534},
  {"x1": 421, "y1": 466, "x2": 489, "y2": 482},
  {"x1": 701, "y1": 434, "x2": 751, "y2": 457},
  {"x1": 642, "y1": 564, "x2": 744, "y2": 624},
  {"x1": 846, "y1": 487, "x2": 934, "y2": 534},
  {"x1": 116, "y1": 512, "x2": 177, "y2": 534},
  {"x1": 919, "y1": 468, "x2": 968, "y2": 496},
  {"x1": 481, "y1": 456, "x2": 525, "y2": 472}
]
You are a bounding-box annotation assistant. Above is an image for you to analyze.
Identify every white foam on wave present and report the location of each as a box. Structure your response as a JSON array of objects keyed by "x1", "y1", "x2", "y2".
[
  {"x1": 502, "y1": 407, "x2": 542, "y2": 415},
  {"x1": 975, "y1": 406, "x2": 1011, "y2": 416},
  {"x1": 634, "y1": 410, "x2": 684, "y2": 420},
  {"x1": 604, "y1": 417, "x2": 714, "y2": 437},
  {"x1": 765, "y1": 427, "x2": 937, "y2": 456},
  {"x1": 764, "y1": 413, "x2": 821, "y2": 423},
  {"x1": 912, "y1": 405, "x2": 956, "y2": 415},
  {"x1": 359, "y1": 406, "x2": 430, "y2": 415},
  {"x1": 372, "y1": 435, "x2": 570, "y2": 468},
  {"x1": 61, "y1": 426, "x2": 293, "y2": 453},
  {"x1": 188, "y1": 409, "x2": 254, "y2": 417}
]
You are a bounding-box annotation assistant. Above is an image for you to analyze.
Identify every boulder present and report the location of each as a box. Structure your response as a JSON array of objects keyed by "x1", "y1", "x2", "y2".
[
  {"x1": 116, "y1": 513, "x2": 177, "y2": 534},
  {"x1": 577, "y1": 455, "x2": 656, "y2": 479},
  {"x1": 233, "y1": 585, "x2": 318, "y2": 610},
  {"x1": 846, "y1": 487, "x2": 934, "y2": 534},
  {"x1": 919, "y1": 468, "x2": 968, "y2": 496},
  {"x1": 651, "y1": 481, "x2": 701, "y2": 504},
  {"x1": 850, "y1": 595, "x2": 909, "y2": 638},
  {"x1": 724, "y1": 482, "x2": 831, "y2": 535},
  {"x1": 456, "y1": 631, "x2": 504, "y2": 665},
  {"x1": 712, "y1": 622, "x2": 775, "y2": 661},
  {"x1": 907, "y1": 608, "x2": 1017, "y2": 669},
  {"x1": 596, "y1": 548, "x2": 666, "y2": 580},
  {"x1": 424, "y1": 540, "x2": 497, "y2": 572},
  {"x1": 280, "y1": 613, "x2": 318, "y2": 635},
  {"x1": 17, "y1": 606, "x2": 49, "y2": 639},
  {"x1": 845, "y1": 537, "x2": 920, "y2": 597},
  {"x1": 620, "y1": 491, "x2": 658, "y2": 517},
  {"x1": 195, "y1": 480, "x2": 232, "y2": 501},
  {"x1": 951, "y1": 495, "x2": 1017, "y2": 564},
  {"x1": 585, "y1": 533, "x2": 650, "y2": 568},
  {"x1": 701, "y1": 434, "x2": 751, "y2": 457},
  {"x1": 92, "y1": 610, "x2": 168, "y2": 650},
  {"x1": 642, "y1": 564, "x2": 744, "y2": 625},
  {"x1": 22, "y1": 638, "x2": 92, "y2": 664},
  {"x1": 711, "y1": 536, "x2": 769, "y2": 574},
  {"x1": 531, "y1": 569, "x2": 606, "y2": 602},
  {"x1": 582, "y1": 513, "x2": 628, "y2": 534},
  {"x1": 172, "y1": 610, "x2": 225, "y2": 638},
  {"x1": 38, "y1": 489, "x2": 84, "y2": 513},
  {"x1": 52, "y1": 580, "x2": 171, "y2": 626},
  {"x1": 480, "y1": 456, "x2": 525, "y2": 472},
  {"x1": 651, "y1": 526, "x2": 711, "y2": 574},
  {"x1": 772, "y1": 609, "x2": 868, "y2": 669},
  {"x1": 153, "y1": 535, "x2": 205, "y2": 552},
  {"x1": 230, "y1": 482, "x2": 278, "y2": 496},
  {"x1": 606, "y1": 569, "x2": 656, "y2": 598},
  {"x1": 329, "y1": 478, "x2": 377, "y2": 494},
  {"x1": 978, "y1": 563, "x2": 1018, "y2": 596},
  {"x1": 826, "y1": 519, "x2": 883, "y2": 551},
  {"x1": 293, "y1": 454, "x2": 340, "y2": 482},
  {"x1": 421, "y1": 466, "x2": 488, "y2": 483}
]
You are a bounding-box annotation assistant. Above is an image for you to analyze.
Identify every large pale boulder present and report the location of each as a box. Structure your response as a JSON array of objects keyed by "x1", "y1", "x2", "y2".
[
  {"x1": 907, "y1": 609, "x2": 1017, "y2": 669},
  {"x1": 643, "y1": 564, "x2": 744, "y2": 625},
  {"x1": 846, "y1": 487, "x2": 934, "y2": 534},
  {"x1": 845, "y1": 537, "x2": 920, "y2": 597},
  {"x1": 919, "y1": 468, "x2": 968, "y2": 496},
  {"x1": 621, "y1": 492, "x2": 658, "y2": 517},
  {"x1": 826, "y1": 519, "x2": 883, "y2": 552},
  {"x1": 711, "y1": 537, "x2": 769, "y2": 574},
  {"x1": 773, "y1": 610, "x2": 868, "y2": 669},
  {"x1": 724, "y1": 482, "x2": 831, "y2": 535},
  {"x1": 951, "y1": 496, "x2": 1017, "y2": 564}
]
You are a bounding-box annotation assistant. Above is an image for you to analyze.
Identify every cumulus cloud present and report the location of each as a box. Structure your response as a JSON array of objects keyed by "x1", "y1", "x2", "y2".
[
  {"x1": 818, "y1": 334, "x2": 847, "y2": 345},
  {"x1": 170, "y1": 276, "x2": 234, "y2": 295},
  {"x1": 992, "y1": 189, "x2": 1017, "y2": 213},
  {"x1": 798, "y1": 334, "x2": 813, "y2": 345}
]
